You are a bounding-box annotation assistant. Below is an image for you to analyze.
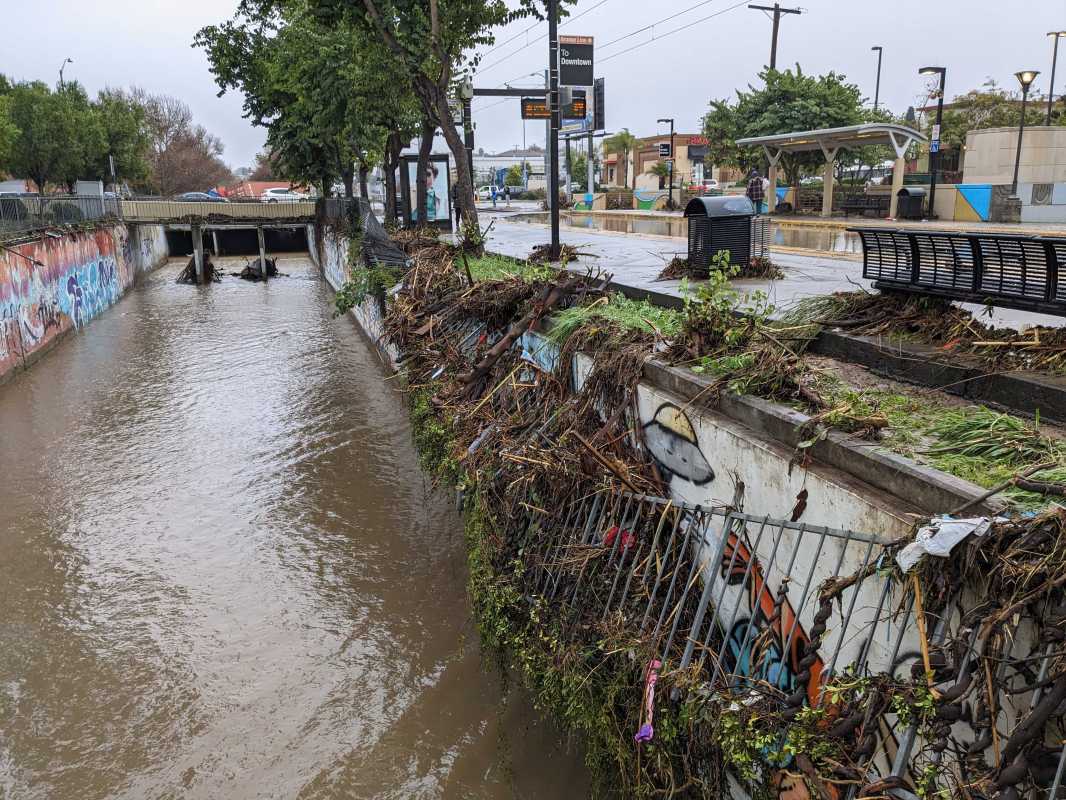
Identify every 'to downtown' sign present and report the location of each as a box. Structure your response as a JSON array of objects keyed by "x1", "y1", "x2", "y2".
[{"x1": 559, "y1": 35, "x2": 593, "y2": 87}]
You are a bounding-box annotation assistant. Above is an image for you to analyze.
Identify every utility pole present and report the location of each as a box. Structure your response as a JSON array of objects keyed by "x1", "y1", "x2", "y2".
[
  {"x1": 747, "y1": 3, "x2": 801, "y2": 70},
  {"x1": 871, "y1": 46, "x2": 884, "y2": 112},
  {"x1": 548, "y1": 0, "x2": 561, "y2": 257}
]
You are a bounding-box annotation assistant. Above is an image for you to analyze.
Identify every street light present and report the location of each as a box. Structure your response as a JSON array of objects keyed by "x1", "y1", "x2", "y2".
[
  {"x1": 657, "y1": 117, "x2": 675, "y2": 209},
  {"x1": 871, "y1": 46, "x2": 883, "y2": 112},
  {"x1": 1048, "y1": 32, "x2": 1066, "y2": 126},
  {"x1": 1011, "y1": 70, "x2": 1040, "y2": 196},
  {"x1": 919, "y1": 66, "x2": 946, "y2": 219},
  {"x1": 58, "y1": 57, "x2": 73, "y2": 88}
]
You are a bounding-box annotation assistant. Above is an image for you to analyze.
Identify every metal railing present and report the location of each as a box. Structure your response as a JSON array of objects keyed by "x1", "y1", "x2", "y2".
[
  {"x1": 513, "y1": 487, "x2": 1066, "y2": 797},
  {"x1": 851, "y1": 226, "x2": 1066, "y2": 316},
  {"x1": 0, "y1": 194, "x2": 121, "y2": 235}
]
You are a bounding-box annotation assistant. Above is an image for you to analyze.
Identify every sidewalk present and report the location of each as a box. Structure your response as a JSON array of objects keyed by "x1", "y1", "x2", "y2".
[{"x1": 483, "y1": 217, "x2": 1066, "y2": 331}]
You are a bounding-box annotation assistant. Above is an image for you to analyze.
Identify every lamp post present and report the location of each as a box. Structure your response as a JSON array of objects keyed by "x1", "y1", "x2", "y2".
[
  {"x1": 871, "y1": 46, "x2": 883, "y2": 112},
  {"x1": 58, "y1": 57, "x2": 73, "y2": 89},
  {"x1": 1011, "y1": 70, "x2": 1040, "y2": 196},
  {"x1": 1049, "y1": 32, "x2": 1066, "y2": 126},
  {"x1": 919, "y1": 66, "x2": 946, "y2": 219},
  {"x1": 657, "y1": 117, "x2": 675, "y2": 209}
]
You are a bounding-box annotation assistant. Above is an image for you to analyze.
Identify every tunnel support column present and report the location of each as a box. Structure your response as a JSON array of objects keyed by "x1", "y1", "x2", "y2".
[
  {"x1": 192, "y1": 223, "x2": 204, "y2": 285},
  {"x1": 212, "y1": 230, "x2": 221, "y2": 257},
  {"x1": 257, "y1": 226, "x2": 267, "y2": 282}
]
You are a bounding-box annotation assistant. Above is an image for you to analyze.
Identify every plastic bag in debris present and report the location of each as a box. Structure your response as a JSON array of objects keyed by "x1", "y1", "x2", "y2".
[{"x1": 896, "y1": 517, "x2": 995, "y2": 572}]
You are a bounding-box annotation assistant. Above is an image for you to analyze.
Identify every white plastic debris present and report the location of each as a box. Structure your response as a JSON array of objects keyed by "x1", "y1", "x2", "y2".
[{"x1": 896, "y1": 517, "x2": 995, "y2": 572}]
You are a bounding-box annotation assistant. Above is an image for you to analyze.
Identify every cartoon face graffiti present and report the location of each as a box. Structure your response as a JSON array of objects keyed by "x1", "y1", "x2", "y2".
[{"x1": 642, "y1": 403, "x2": 715, "y2": 485}]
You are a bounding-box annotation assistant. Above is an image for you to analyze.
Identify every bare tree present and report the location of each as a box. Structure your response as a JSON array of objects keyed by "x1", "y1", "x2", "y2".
[{"x1": 131, "y1": 88, "x2": 233, "y2": 195}]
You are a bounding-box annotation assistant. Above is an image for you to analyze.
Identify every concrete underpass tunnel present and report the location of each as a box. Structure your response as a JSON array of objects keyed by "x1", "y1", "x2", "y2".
[{"x1": 166, "y1": 226, "x2": 309, "y2": 257}]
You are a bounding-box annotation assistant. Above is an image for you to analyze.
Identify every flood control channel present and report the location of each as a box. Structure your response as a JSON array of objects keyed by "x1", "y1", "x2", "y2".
[{"x1": 0, "y1": 253, "x2": 586, "y2": 799}]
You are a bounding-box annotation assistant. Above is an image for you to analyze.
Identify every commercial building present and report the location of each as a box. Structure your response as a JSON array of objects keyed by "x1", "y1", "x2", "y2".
[{"x1": 603, "y1": 133, "x2": 741, "y2": 190}]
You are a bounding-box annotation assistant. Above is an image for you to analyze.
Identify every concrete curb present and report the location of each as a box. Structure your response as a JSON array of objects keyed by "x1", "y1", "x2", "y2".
[
  {"x1": 642, "y1": 360, "x2": 994, "y2": 516},
  {"x1": 810, "y1": 331, "x2": 1066, "y2": 425}
]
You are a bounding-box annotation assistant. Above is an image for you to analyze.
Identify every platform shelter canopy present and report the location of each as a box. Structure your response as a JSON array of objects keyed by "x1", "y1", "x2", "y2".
[{"x1": 735, "y1": 124, "x2": 928, "y2": 218}]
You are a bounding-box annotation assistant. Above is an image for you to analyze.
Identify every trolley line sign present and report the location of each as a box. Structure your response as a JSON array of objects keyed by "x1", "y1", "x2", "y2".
[{"x1": 559, "y1": 35, "x2": 594, "y2": 86}]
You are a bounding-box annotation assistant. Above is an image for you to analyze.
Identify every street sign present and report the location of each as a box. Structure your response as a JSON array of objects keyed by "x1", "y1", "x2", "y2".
[
  {"x1": 521, "y1": 98, "x2": 550, "y2": 120},
  {"x1": 930, "y1": 124, "x2": 941, "y2": 140},
  {"x1": 559, "y1": 35, "x2": 594, "y2": 86},
  {"x1": 930, "y1": 140, "x2": 940, "y2": 153},
  {"x1": 658, "y1": 142, "x2": 672, "y2": 158},
  {"x1": 564, "y1": 91, "x2": 586, "y2": 120},
  {"x1": 593, "y1": 78, "x2": 605, "y2": 131},
  {"x1": 522, "y1": 94, "x2": 585, "y2": 120}
]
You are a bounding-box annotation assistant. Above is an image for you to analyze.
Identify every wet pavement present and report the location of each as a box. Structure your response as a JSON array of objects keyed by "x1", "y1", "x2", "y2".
[
  {"x1": 0, "y1": 253, "x2": 587, "y2": 800},
  {"x1": 484, "y1": 215, "x2": 1066, "y2": 330}
]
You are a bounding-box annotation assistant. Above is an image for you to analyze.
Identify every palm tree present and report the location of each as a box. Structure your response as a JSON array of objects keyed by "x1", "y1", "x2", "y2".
[
  {"x1": 603, "y1": 127, "x2": 637, "y2": 189},
  {"x1": 646, "y1": 161, "x2": 671, "y2": 190}
]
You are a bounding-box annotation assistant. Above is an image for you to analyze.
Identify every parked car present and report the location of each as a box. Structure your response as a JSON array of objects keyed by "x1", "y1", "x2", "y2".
[
  {"x1": 475, "y1": 185, "x2": 500, "y2": 201},
  {"x1": 701, "y1": 178, "x2": 719, "y2": 190},
  {"x1": 261, "y1": 187, "x2": 309, "y2": 202},
  {"x1": 175, "y1": 192, "x2": 227, "y2": 202}
]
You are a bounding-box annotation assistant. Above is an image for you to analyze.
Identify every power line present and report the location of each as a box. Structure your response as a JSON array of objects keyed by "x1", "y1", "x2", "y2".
[
  {"x1": 596, "y1": 0, "x2": 724, "y2": 52},
  {"x1": 475, "y1": 0, "x2": 613, "y2": 76},
  {"x1": 599, "y1": 0, "x2": 748, "y2": 64},
  {"x1": 747, "y1": 3, "x2": 802, "y2": 70}
]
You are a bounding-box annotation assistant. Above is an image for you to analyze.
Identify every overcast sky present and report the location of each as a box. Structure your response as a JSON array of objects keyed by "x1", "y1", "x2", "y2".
[{"x1": 6, "y1": 0, "x2": 1064, "y2": 168}]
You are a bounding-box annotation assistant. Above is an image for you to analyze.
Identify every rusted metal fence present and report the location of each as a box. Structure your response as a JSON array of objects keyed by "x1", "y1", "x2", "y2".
[{"x1": 510, "y1": 486, "x2": 1066, "y2": 797}]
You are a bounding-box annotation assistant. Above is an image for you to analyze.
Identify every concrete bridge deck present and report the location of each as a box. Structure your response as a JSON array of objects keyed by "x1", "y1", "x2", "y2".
[{"x1": 120, "y1": 199, "x2": 316, "y2": 225}]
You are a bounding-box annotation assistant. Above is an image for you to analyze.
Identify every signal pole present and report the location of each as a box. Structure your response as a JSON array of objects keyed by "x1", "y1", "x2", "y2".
[
  {"x1": 547, "y1": 0, "x2": 561, "y2": 258},
  {"x1": 747, "y1": 3, "x2": 802, "y2": 70}
]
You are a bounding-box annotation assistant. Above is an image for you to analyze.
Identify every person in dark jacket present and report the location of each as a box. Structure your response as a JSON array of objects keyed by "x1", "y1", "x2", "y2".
[{"x1": 745, "y1": 169, "x2": 765, "y2": 211}]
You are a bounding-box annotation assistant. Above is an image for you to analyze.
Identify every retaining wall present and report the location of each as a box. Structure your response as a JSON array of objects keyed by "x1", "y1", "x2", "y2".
[{"x1": 0, "y1": 222, "x2": 168, "y2": 382}]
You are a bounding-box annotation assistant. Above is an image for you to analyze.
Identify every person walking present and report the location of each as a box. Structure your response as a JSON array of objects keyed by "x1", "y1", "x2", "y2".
[
  {"x1": 452, "y1": 184, "x2": 463, "y2": 230},
  {"x1": 504, "y1": 184, "x2": 510, "y2": 208},
  {"x1": 745, "y1": 169, "x2": 765, "y2": 214},
  {"x1": 490, "y1": 184, "x2": 498, "y2": 208}
]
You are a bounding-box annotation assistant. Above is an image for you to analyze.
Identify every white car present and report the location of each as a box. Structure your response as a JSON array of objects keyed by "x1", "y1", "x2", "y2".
[
  {"x1": 261, "y1": 187, "x2": 309, "y2": 202},
  {"x1": 701, "y1": 179, "x2": 719, "y2": 190},
  {"x1": 476, "y1": 185, "x2": 501, "y2": 201}
]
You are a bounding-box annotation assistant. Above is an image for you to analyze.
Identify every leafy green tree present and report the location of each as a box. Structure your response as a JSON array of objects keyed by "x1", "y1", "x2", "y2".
[
  {"x1": 90, "y1": 88, "x2": 151, "y2": 188},
  {"x1": 0, "y1": 80, "x2": 19, "y2": 170},
  {"x1": 197, "y1": 4, "x2": 419, "y2": 203},
  {"x1": 603, "y1": 128, "x2": 636, "y2": 188},
  {"x1": 6, "y1": 81, "x2": 82, "y2": 192},
  {"x1": 703, "y1": 66, "x2": 866, "y2": 187},
  {"x1": 504, "y1": 162, "x2": 529, "y2": 186},
  {"x1": 937, "y1": 79, "x2": 1058, "y2": 151}
]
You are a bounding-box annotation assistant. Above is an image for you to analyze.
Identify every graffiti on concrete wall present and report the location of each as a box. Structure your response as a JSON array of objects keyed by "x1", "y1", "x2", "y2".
[
  {"x1": 0, "y1": 225, "x2": 156, "y2": 379},
  {"x1": 642, "y1": 403, "x2": 715, "y2": 485},
  {"x1": 321, "y1": 227, "x2": 350, "y2": 290}
]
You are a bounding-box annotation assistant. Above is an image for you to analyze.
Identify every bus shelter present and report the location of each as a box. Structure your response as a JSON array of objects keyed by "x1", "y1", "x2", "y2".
[{"x1": 735, "y1": 123, "x2": 927, "y2": 219}]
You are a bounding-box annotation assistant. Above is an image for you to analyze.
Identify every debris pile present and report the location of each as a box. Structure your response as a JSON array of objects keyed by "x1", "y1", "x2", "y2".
[
  {"x1": 794, "y1": 290, "x2": 1066, "y2": 372},
  {"x1": 237, "y1": 256, "x2": 277, "y2": 281},
  {"x1": 351, "y1": 228, "x2": 1066, "y2": 798},
  {"x1": 175, "y1": 254, "x2": 220, "y2": 284}
]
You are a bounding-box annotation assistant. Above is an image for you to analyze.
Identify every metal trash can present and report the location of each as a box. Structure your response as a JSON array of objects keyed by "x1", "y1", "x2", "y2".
[
  {"x1": 896, "y1": 186, "x2": 927, "y2": 220},
  {"x1": 684, "y1": 195, "x2": 755, "y2": 273}
]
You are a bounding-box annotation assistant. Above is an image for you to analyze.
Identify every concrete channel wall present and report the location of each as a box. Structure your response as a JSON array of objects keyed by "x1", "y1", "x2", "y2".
[
  {"x1": 320, "y1": 222, "x2": 1055, "y2": 797},
  {"x1": 0, "y1": 222, "x2": 169, "y2": 382},
  {"x1": 320, "y1": 221, "x2": 922, "y2": 686}
]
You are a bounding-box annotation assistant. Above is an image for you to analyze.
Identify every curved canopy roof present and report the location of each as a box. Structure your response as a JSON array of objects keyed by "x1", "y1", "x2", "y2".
[{"x1": 735, "y1": 123, "x2": 927, "y2": 161}]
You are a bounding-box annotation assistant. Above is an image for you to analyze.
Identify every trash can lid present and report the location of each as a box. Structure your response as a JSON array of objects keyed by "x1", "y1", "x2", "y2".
[
  {"x1": 896, "y1": 186, "x2": 928, "y2": 197},
  {"x1": 684, "y1": 195, "x2": 755, "y2": 217}
]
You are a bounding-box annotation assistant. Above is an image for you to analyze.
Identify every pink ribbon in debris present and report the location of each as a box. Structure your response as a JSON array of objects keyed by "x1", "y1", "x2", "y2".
[
  {"x1": 604, "y1": 526, "x2": 635, "y2": 551},
  {"x1": 634, "y1": 659, "x2": 662, "y2": 743}
]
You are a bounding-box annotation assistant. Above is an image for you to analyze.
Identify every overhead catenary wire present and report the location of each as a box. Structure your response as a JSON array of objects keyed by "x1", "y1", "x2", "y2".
[
  {"x1": 599, "y1": 0, "x2": 749, "y2": 64},
  {"x1": 474, "y1": 0, "x2": 614, "y2": 76}
]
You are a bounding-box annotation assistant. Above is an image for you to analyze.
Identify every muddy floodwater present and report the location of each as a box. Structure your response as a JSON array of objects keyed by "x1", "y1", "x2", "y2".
[{"x1": 0, "y1": 254, "x2": 587, "y2": 799}]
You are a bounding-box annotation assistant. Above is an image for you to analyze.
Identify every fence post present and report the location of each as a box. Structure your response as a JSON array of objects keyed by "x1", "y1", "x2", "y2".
[
  {"x1": 971, "y1": 234, "x2": 984, "y2": 295},
  {"x1": 1044, "y1": 240, "x2": 1059, "y2": 303},
  {"x1": 908, "y1": 231, "x2": 921, "y2": 284}
]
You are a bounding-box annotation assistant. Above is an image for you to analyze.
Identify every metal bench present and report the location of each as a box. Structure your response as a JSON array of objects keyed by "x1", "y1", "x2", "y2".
[
  {"x1": 850, "y1": 227, "x2": 1066, "y2": 316},
  {"x1": 840, "y1": 195, "x2": 889, "y2": 218}
]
